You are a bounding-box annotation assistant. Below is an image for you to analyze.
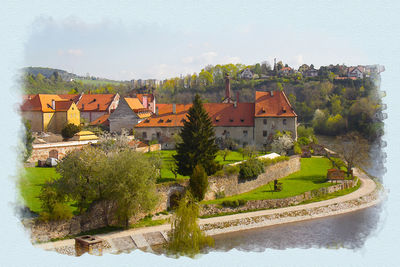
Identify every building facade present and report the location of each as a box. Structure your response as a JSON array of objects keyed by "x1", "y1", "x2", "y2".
[{"x1": 135, "y1": 90, "x2": 297, "y2": 150}]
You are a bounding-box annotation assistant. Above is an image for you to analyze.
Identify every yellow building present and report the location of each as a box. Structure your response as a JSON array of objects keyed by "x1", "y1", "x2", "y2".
[{"x1": 21, "y1": 94, "x2": 80, "y2": 133}]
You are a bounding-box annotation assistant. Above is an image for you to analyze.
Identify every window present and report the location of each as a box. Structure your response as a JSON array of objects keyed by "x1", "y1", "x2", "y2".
[
  {"x1": 142, "y1": 132, "x2": 147, "y2": 139},
  {"x1": 243, "y1": 130, "x2": 248, "y2": 137},
  {"x1": 283, "y1": 119, "x2": 287, "y2": 125},
  {"x1": 263, "y1": 130, "x2": 268, "y2": 137},
  {"x1": 263, "y1": 119, "x2": 267, "y2": 125},
  {"x1": 156, "y1": 132, "x2": 161, "y2": 138}
]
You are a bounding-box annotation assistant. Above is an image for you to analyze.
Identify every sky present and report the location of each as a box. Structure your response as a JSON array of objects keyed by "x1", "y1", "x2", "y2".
[
  {"x1": 2, "y1": 1, "x2": 400, "y2": 266},
  {"x1": 23, "y1": 1, "x2": 388, "y2": 81}
]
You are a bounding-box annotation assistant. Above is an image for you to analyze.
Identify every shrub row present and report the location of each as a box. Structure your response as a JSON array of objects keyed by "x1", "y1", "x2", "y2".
[
  {"x1": 259, "y1": 156, "x2": 290, "y2": 167},
  {"x1": 221, "y1": 199, "x2": 247, "y2": 208}
]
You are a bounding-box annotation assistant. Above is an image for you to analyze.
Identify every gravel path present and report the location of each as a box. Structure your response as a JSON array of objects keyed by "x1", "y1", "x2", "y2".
[{"x1": 36, "y1": 168, "x2": 379, "y2": 251}]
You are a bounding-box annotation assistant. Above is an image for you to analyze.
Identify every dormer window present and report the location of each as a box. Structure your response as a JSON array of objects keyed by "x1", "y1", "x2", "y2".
[
  {"x1": 158, "y1": 119, "x2": 164, "y2": 123},
  {"x1": 240, "y1": 118, "x2": 244, "y2": 122},
  {"x1": 166, "y1": 119, "x2": 172, "y2": 123},
  {"x1": 229, "y1": 118, "x2": 234, "y2": 122},
  {"x1": 215, "y1": 116, "x2": 221, "y2": 122},
  {"x1": 261, "y1": 107, "x2": 266, "y2": 113}
]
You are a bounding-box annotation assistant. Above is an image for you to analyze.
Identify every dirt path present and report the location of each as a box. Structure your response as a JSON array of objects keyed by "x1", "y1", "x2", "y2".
[{"x1": 36, "y1": 168, "x2": 378, "y2": 251}]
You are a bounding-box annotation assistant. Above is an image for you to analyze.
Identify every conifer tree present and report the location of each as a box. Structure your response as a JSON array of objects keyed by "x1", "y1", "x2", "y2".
[
  {"x1": 189, "y1": 164, "x2": 208, "y2": 201},
  {"x1": 174, "y1": 94, "x2": 220, "y2": 176}
]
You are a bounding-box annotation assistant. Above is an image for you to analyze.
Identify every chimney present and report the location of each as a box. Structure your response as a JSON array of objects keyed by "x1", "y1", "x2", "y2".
[
  {"x1": 225, "y1": 73, "x2": 231, "y2": 102},
  {"x1": 236, "y1": 91, "x2": 240, "y2": 103},
  {"x1": 143, "y1": 95, "x2": 148, "y2": 109},
  {"x1": 82, "y1": 103, "x2": 85, "y2": 110},
  {"x1": 97, "y1": 104, "x2": 100, "y2": 109},
  {"x1": 51, "y1": 99, "x2": 55, "y2": 110},
  {"x1": 155, "y1": 106, "x2": 159, "y2": 116},
  {"x1": 271, "y1": 91, "x2": 274, "y2": 97},
  {"x1": 234, "y1": 101, "x2": 237, "y2": 108},
  {"x1": 172, "y1": 103, "x2": 176, "y2": 114}
]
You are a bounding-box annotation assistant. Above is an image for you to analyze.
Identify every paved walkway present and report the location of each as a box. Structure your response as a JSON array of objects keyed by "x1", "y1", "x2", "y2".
[{"x1": 36, "y1": 168, "x2": 378, "y2": 251}]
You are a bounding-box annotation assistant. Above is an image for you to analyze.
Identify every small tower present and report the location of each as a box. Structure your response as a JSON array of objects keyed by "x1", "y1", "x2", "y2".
[{"x1": 222, "y1": 73, "x2": 234, "y2": 103}]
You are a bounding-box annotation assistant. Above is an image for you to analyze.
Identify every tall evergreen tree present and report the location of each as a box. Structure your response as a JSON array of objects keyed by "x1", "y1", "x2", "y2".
[{"x1": 174, "y1": 94, "x2": 220, "y2": 176}]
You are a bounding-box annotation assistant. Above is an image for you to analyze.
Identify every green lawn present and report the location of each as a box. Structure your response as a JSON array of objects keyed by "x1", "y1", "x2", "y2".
[
  {"x1": 149, "y1": 150, "x2": 260, "y2": 183},
  {"x1": 203, "y1": 157, "x2": 333, "y2": 205},
  {"x1": 19, "y1": 167, "x2": 60, "y2": 213}
]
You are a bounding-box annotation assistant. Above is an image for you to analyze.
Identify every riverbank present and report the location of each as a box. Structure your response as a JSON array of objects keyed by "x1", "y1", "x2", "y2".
[{"x1": 35, "y1": 167, "x2": 381, "y2": 255}]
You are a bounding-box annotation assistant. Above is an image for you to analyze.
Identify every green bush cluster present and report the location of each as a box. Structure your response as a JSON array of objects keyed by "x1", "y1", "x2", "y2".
[
  {"x1": 259, "y1": 156, "x2": 290, "y2": 167},
  {"x1": 61, "y1": 123, "x2": 81, "y2": 139},
  {"x1": 215, "y1": 191, "x2": 225, "y2": 199},
  {"x1": 239, "y1": 159, "x2": 264, "y2": 180},
  {"x1": 221, "y1": 199, "x2": 247, "y2": 208}
]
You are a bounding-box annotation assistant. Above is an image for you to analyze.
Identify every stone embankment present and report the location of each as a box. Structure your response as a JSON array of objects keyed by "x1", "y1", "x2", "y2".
[{"x1": 36, "y1": 168, "x2": 381, "y2": 256}]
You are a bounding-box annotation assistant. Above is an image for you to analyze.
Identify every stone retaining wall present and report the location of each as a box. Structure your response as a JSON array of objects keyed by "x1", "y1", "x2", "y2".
[
  {"x1": 204, "y1": 156, "x2": 301, "y2": 200},
  {"x1": 200, "y1": 178, "x2": 358, "y2": 216}
]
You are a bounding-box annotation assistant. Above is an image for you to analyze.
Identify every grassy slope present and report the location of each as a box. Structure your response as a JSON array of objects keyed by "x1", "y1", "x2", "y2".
[
  {"x1": 19, "y1": 167, "x2": 60, "y2": 213},
  {"x1": 203, "y1": 157, "x2": 333, "y2": 205}
]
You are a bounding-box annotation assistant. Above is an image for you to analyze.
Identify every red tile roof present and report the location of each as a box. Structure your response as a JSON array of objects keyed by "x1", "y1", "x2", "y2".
[
  {"x1": 89, "y1": 113, "x2": 110, "y2": 126},
  {"x1": 254, "y1": 91, "x2": 296, "y2": 117},
  {"x1": 77, "y1": 94, "x2": 117, "y2": 112},
  {"x1": 54, "y1": 101, "x2": 73, "y2": 111},
  {"x1": 136, "y1": 102, "x2": 255, "y2": 128}
]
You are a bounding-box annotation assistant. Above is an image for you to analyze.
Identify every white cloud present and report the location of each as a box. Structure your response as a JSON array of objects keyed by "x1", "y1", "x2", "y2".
[
  {"x1": 200, "y1": 51, "x2": 218, "y2": 64},
  {"x1": 67, "y1": 49, "x2": 83, "y2": 56}
]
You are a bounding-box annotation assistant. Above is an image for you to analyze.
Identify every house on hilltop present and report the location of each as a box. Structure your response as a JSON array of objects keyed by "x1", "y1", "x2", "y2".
[{"x1": 20, "y1": 94, "x2": 80, "y2": 133}]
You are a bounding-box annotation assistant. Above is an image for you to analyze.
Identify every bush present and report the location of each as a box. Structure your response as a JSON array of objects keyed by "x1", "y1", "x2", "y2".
[
  {"x1": 239, "y1": 159, "x2": 264, "y2": 180},
  {"x1": 61, "y1": 123, "x2": 81, "y2": 139},
  {"x1": 221, "y1": 199, "x2": 247, "y2": 208},
  {"x1": 224, "y1": 165, "x2": 240, "y2": 176},
  {"x1": 297, "y1": 137, "x2": 311, "y2": 146},
  {"x1": 259, "y1": 156, "x2": 289, "y2": 167},
  {"x1": 38, "y1": 203, "x2": 73, "y2": 222},
  {"x1": 293, "y1": 142, "x2": 302, "y2": 154},
  {"x1": 189, "y1": 164, "x2": 208, "y2": 201}
]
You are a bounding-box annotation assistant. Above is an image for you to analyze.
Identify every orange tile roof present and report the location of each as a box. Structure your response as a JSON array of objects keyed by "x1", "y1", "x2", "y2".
[
  {"x1": 125, "y1": 98, "x2": 144, "y2": 110},
  {"x1": 58, "y1": 94, "x2": 81, "y2": 102},
  {"x1": 89, "y1": 113, "x2": 110, "y2": 126},
  {"x1": 136, "y1": 102, "x2": 255, "y2": 128},
  {"x1": 77, "y1": 94, "x2": 117, "y2": 112},
  {"x1": 254, "y1": 91, "x2": 296, "y2": 117}
]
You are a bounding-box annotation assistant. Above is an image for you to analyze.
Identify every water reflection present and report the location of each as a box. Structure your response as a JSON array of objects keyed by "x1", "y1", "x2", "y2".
[{"x1": 212, "y1": 205, "x2": 382, "y2": 252}]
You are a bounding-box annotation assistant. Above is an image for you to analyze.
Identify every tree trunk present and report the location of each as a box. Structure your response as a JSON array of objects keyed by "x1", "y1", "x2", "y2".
[{"x1": 274, "y1": 180, "x2": 278, "y2": 191}]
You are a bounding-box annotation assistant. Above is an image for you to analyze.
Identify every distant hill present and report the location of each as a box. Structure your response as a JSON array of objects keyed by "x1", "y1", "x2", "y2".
[{"x1": 22, "y1": 67, "x2": 77, "y2": 81}]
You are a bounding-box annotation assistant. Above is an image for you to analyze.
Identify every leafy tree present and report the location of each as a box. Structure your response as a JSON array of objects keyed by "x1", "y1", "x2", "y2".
[
  {"x1": 218, "y1": 148, "x2": 231, "y2": 161},
  {"x1": 243, "y1": 145, "x2": 257, "y2": 159},
  {"x1": 334, "y1": 132, "x2": 370, "y2": 177},
  {"x1": 174, "y1": 94, "x2": 221, "y2": 176},
  {"x1": 22, "y1": 120, "x2": 35, "y2": 162},
  {"x1": 189, "y1": 164, "x2": 208, "y2": 201},
  {"x1": 271, "y1": 133, "x2": 294, "y2": 155},
  {"x1": 107, "y1": 149, "x2": 158, "y2": 228},
  {"x1": 167, "y1": 191, "x2": 214, "y2": 257}
]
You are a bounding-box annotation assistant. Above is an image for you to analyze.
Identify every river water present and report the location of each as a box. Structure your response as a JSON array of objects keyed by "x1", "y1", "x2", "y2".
[{"x1": 212, "y1": 205, "x2": 383, "y2": 252}]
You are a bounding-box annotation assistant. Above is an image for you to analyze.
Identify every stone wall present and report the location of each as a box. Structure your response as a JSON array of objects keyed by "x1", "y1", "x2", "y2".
[
  {"x1": 200, "y1": 178, "x2": 358, "y2": 216},
  {"x1": 28, "y1": 141, "x2": 98, "y2": 163},
  {"x1": 204, "y1": 156, "x2": 301, "y2": 201}
]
